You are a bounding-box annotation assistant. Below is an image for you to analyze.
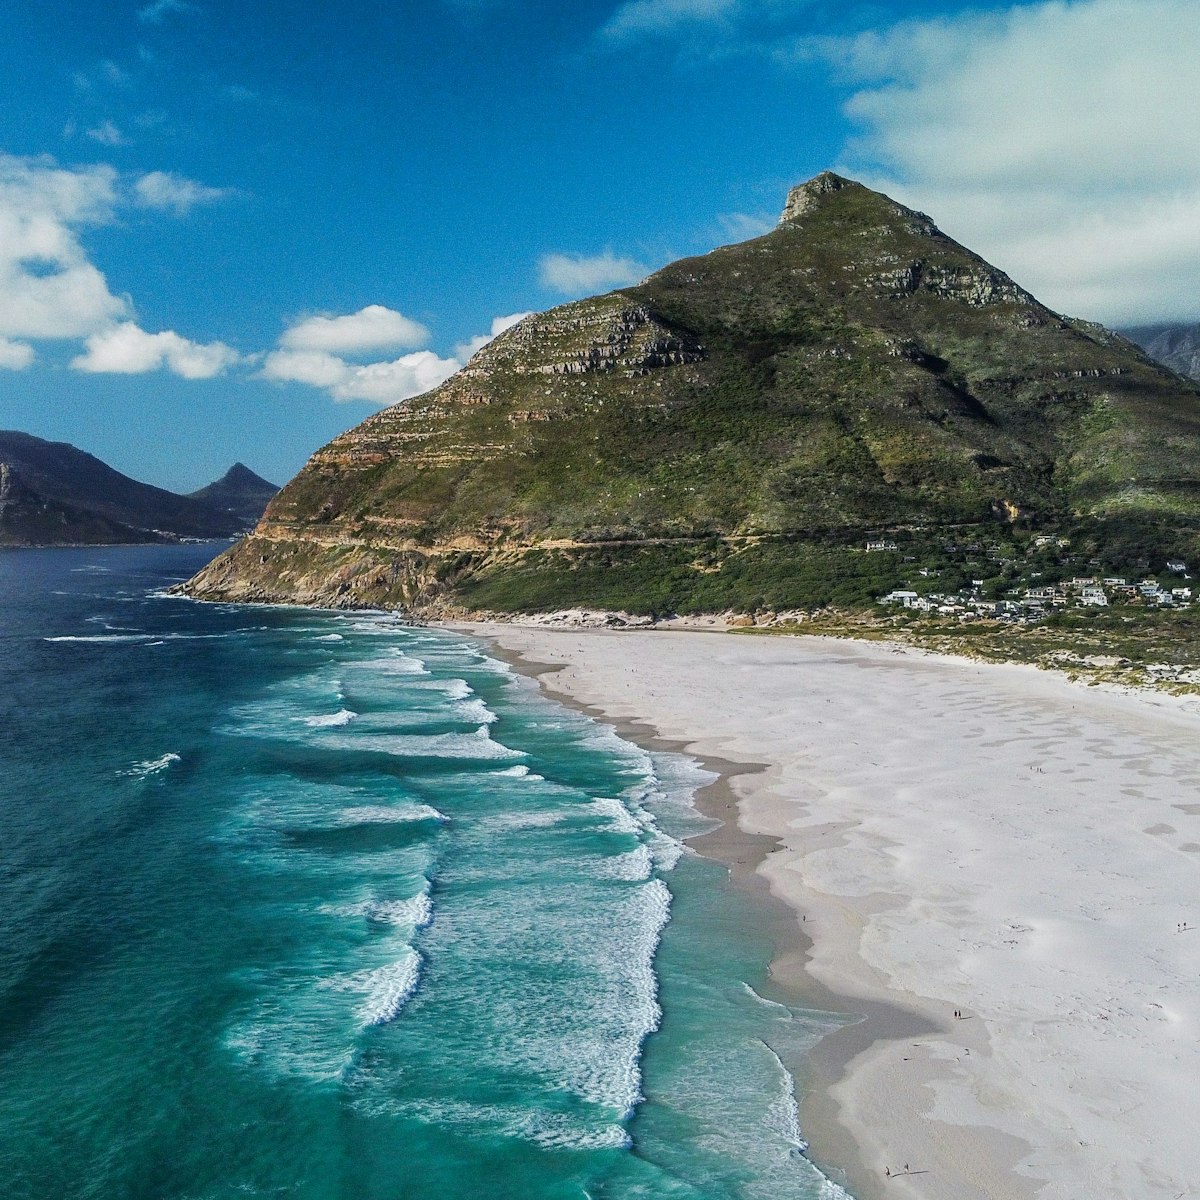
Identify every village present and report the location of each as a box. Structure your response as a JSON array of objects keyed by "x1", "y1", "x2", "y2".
[{"x1": 870, "y1": 535, "x2": 1193, "y2": 622}]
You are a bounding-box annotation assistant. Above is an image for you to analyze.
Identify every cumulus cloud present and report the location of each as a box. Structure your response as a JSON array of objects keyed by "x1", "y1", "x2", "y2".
[
  {"x1": 0, "y1": 153, "x2": 239, "y2": 375},
  {"x1": 454, "y1": 311, "x2": 532, "y2": 361},
  {"x1": 0, "y1": 153, "x2": 128, "y2": 340},
  {"x1": 0, "y1": 338, "x2": 35, "y2": 370},
  {"x1": 802, "y1": 0, "x2": 1200, "y2": 324},
  {"x1": 538, "y1": 251, "x2": 649, "y2": 296},
  {"x1": 279, "y1": 304, "x2": 430, "y2": 354},
  {"x1": 134, "y1": 171, "x2": 229, "y2": 214},
  {"x1": 261, "y1": 309, "x2": 537, "y2": 405},
  {"x1": 71, "y1": 322, "x2": 241, "y2": 378},
  {"x1": 260, "y1": 348, "x2": 460, "y2": 405}
]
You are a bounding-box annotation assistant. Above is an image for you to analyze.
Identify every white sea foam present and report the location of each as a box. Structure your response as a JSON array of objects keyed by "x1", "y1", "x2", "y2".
[
  {"x1": 454, "y1": 697, "x2": 497, "y2": 725},
  {"x1": 314, "y1": 633, "x2": 344, "y2": 642},
  {"x1": 45, "y1": 633, "x2": 154, "y2": 644},
  {"x1": 588, "y1": 796, "x2": 644, "y2": 837},
  {"x1": 475, "y1": 810, "x2": 563, "y2": 832},
  {"x1": 302, "y1": 708, "x2": 357, "y2": 728},
  {"x1": 337, "y1": 725, "x2": 526, "y2": 761},
  {"x1": 761, "y1": 1042, "x2": 805, "y2": 1150},
  {"x1": 597, "y1": 844, "x2": 655, "y2": 882},
  {"x1": 119, "y1": 752, "x2": 181, "y2": 779},
  {"x1": 336, "y1": 804, "x2": 446, "y2": 826},
  {"x1": 351, "y1": 949, "x2": 423, "y2": 1027}
]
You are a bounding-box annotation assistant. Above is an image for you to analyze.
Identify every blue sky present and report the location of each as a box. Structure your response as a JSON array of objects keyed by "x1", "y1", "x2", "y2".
[{"x1": 1, "y1": 0, "x2": 1196, "y2": 491}]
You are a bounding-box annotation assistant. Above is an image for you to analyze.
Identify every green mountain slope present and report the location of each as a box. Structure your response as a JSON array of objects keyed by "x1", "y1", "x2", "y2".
[{"x1": 182, "y1": 173, "x2": 1200, "y2": 614}]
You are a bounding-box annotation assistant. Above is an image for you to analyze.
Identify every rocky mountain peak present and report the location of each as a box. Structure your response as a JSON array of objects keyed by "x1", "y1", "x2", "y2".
[{"x1": 780, "y1": 171, "x2": 861, "y2": 222}]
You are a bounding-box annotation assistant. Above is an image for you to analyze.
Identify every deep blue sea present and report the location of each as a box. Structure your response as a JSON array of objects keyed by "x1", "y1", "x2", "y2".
[{"x1": 0, "y1": 543, "x2": 852, "y2": 1200}]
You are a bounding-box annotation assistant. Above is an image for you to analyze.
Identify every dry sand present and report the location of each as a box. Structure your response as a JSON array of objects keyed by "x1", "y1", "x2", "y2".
[{"x1": 459, "y1": 624, "x2": 1200, "y2": 1200}]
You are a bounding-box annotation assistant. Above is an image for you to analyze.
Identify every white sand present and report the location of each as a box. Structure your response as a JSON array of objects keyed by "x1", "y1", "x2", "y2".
[{"x1": 462, "y1": 625, "x2": 1200, "y2": 1200}]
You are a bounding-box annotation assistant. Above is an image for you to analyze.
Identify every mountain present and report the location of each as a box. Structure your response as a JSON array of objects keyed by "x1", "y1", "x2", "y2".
[
  {"x1": 0, "y1": 431, "x2": 248, "y2": 546},
  {"x1": 188, "y1": 463, "x2": 279, "y2": 528},
  {"x1": 181, "y1": 172, "x2": 1200, "y2": 615},
  {"x1": 1121, "y1": 324, "x2": 1200, "y2": 382}
]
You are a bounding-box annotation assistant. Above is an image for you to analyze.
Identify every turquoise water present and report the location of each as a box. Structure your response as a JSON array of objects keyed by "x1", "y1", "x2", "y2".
[{"x1": 0, "y1": 543, "x2": 853, "y2": 1200}]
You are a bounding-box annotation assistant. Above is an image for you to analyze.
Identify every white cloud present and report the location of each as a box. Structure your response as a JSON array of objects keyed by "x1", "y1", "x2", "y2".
[
  {"x1": 0, "y1": 153, "x2": 242, "y2": 380},
  {"x1": 261, "y1": 310, "x2": 535, "y2": 405},
  {"x1": 86, "y1": 120, "x2": 128, "y2": 147},
  {"x1": 454, "y1": 311, "x2": 532, "y2": 361},
  {"x1": 805, "y1": 0, "x2": 1200, "y2": 324},
  {"x1": 279, "y1": 304, "x2": 431, "y2": 354},
  {"x1": 260, "y1": 347, "x2": 460, "y2": 405},
  {"x1": 0, "y1": 338, "x2": 34, "y2": 370},
  {"x1": 71, "y1": 322, "x2": 241, "y2": 378},
  {"x1": 134, "y1": 171, "x2": 228, "y2": 214},
  {"x1": 538, "y1": 251, "x2": 649, "y2": 296},
  {"x1": 0, "y1": 153, "x2": 128, "y2": 340}
]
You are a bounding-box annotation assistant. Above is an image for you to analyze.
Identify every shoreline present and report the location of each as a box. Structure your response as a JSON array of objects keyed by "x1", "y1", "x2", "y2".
[
  {"x1": 481, "y1": 637, "x2": 925, "y2": 1200},
  {"x1": 457, "y1": 622, "x2": 1200, "y2": 1200}
]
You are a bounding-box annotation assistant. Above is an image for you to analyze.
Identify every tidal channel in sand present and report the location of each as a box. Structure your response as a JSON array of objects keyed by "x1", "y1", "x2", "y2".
[{"x1": 459, "y1": 624, "x2": 1200, "y2": 1200}]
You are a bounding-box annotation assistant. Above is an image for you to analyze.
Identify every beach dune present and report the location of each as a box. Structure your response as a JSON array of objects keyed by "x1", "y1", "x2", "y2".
[{"x1": 465, "y1": 626, "x2": 1200, "y2": 1200}]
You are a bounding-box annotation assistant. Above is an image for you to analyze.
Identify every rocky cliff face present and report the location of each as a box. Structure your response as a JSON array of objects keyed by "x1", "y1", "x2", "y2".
[{"x1": 181, "y1": 172, "x2": 1200, "y2": 614}]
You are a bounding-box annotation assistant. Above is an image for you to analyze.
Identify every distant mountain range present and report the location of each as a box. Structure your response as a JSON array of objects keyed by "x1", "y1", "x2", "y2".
[
  {"x1": 187, "y1": 462, "x2": 282, "y2": 528},
  {"x1": 1121, "y1": 325, "x2": 1200, "y2": 382},
  {"x1": 0, "y1": 431, "x2": 278, "y2": 547},
  {"x1": 181, "y1": 171, "x2": 1200, "y2": 617}
]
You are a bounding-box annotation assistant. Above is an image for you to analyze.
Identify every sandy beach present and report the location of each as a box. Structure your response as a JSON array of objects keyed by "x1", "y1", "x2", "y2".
[{"x1": 459, "y1": 624, "x2": 1200, "y2": 1200}]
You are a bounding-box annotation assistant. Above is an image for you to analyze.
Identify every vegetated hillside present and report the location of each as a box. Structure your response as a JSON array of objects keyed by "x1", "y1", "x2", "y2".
[
  {"x1": 182, "y1": 172, "x2": 1200, "y2": 615},
  {"x1": 188, "y1": 462, "x2": 279, "y2": 528},
  {"x1": 0, "y1": 431, "x2": 247, "y2": 546},
  {"x1": 1121, "y1": 324, "x2": 1200, "y2": 383}
]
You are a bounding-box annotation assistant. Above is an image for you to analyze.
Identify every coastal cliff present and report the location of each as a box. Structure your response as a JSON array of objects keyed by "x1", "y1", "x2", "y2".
[{"x1": 182, "y1": 173, "x2": 1200, "y2": 614}]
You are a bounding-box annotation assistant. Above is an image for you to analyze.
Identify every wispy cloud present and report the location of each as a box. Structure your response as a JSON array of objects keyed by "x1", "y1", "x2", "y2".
[
  {"x1": 86, "y1": 120, "x2": 128, "y2": 147},
  {"x1": 133, "y1": 171, "x2": 229, "y2": 214},
  {"x1": 600, "y1": 0, "x2": 740, "y2": 42},
  {"x1": 538, "y1": 250, "x2": 649, "y2": 296},
  {"x1": 801, "y1": 0, "x2": 1200, "y2": 324},
  {"x1": 137, "y1": 0, "x2": 199, "y2": 25},
  {"x1": 716, "y1": 211, "x2": 774, "y2": 241}
]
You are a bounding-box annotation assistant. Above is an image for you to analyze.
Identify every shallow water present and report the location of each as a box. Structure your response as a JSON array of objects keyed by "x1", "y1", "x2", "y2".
[{"x1": 0, "y1": 543, "x2": 853, "y2": 1200}]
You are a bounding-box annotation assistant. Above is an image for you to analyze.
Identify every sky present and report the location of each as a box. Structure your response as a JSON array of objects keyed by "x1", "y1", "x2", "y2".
[{"x1": 1, "y1": 0, "x2": 1196, "y2": 491}]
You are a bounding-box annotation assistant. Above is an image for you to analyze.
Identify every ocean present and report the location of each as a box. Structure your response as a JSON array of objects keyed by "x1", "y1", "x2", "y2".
[{"x1": 0, "y1": 543, "x2": 852, "y2": 1200}]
